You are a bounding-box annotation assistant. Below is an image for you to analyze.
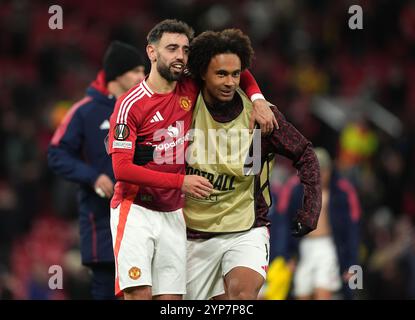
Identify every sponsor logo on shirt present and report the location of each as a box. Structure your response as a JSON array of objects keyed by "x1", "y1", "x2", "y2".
[
  {"x1": 114, "y1": 124, "x2": 130, "y2": 140},
  {"x1": 140, "y1": 194, "x2": 153, "y2": 202},
  {"x1": 167, "y1": 125, "x2": 180, "y2": 138},
  {"x1": 112, "y1": 140, "x2": 132, "y2": 149},
  {"x1": 154, "y1": 121, "x2": 188, "y2": 152},
  {"x1": 155, "y1": 132, "x2": 190, "y2": 152}
]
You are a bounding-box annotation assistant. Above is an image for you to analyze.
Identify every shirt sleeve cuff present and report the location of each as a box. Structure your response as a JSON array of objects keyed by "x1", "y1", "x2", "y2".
[
  {"x1": 250, "y1": 93, "x2": 265, "y2": 102},
  {"x1": 176, "y1": 174, "x2": 185, "y2": 189}
]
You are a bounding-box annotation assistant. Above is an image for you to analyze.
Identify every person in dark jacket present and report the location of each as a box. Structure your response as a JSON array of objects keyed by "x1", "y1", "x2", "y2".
[
  {"x1": 273, "y1": 147, "x2": 361, "y2": 299},
  {"x1": 48, "y1": 41, "x2": 145, "y2": 299}
]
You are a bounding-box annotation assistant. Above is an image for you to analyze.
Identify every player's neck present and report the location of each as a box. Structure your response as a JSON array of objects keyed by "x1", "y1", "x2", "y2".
[
  {"x1": 202, "y1": 90, "x2": 243, "y2": 122},
  {"x1": 146, "y1": 70, "x2": 177, "y2": 94}
]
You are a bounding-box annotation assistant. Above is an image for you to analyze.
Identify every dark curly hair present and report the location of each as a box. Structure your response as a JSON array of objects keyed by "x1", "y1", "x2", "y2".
[
  {"x1": 187, "y1": 29, "x2": 254, "y2": 82},
  {"x1": 147, "y1": 19, "x2": 194, "y2": 44}
]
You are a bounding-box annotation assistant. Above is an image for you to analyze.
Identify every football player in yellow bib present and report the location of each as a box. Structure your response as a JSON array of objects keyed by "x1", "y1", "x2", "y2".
[{"x1": 183, "y1": 29, "x2": 322, "y2": 300}]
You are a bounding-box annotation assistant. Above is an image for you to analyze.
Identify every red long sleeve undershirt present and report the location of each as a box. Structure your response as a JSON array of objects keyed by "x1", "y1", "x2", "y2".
[
  {"x1": 239, "y1": 70, "x2": 262, "y2": 100},
  {"x1": 112, "y1": 153, "x2": 185, "y2": 189}
]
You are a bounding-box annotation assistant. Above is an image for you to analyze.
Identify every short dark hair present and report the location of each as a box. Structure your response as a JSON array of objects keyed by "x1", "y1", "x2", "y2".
[
  {"x1": 147, "y1": 19, "x2": 194, "y2": 44},
  {"x1": 187, "y1": 29, "x2": 254, "y2": 82}
]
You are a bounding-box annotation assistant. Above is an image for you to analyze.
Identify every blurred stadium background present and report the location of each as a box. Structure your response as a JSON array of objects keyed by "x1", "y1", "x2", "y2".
[{"x1": 1, "y1": 0, "x2": 415, "y2": 299}]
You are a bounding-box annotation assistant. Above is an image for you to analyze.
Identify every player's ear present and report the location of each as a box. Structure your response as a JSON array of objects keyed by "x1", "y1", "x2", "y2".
[{"x1": 146, "y1": 44, "x2": 156, "y2": 63}]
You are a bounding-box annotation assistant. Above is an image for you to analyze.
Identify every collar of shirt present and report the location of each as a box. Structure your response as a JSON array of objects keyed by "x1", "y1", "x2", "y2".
[{"x1": 204, "y1": 93, "x2": 243, "y2": 123}]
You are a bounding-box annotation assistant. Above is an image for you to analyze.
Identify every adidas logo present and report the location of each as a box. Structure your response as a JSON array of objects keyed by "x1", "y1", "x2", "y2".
[{"x1": 150, "y1": 111, "x2": 164, "y2": 123}]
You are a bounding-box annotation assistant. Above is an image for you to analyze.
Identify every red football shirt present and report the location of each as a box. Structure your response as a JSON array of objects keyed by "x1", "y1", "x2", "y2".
[{"x1": 109, "y1": 73, "x2": 261, "y2": 212}]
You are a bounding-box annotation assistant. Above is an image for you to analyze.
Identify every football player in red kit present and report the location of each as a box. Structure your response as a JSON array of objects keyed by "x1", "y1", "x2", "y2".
[{"x1": 108, "y1": 19, "x2": 276, "y2": 300}]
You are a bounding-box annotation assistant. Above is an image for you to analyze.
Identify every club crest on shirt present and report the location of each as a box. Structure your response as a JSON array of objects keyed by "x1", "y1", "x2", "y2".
[
  {"x1": 179, "y1": 96, "x2": 191, "y2": 112},
  {"x1": 114, "y1": 124, "x2": 130, "y2": 140},
  {"x1": 128, "y1": 266, "x2": 141, "y2": 280}
]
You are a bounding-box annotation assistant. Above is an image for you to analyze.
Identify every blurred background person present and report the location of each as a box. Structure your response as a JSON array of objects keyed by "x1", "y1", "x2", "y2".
[
  {"x1": 273, "y1": 148, "x2": 360, "y2": 300},
  {"x1": 47, "y1": 41, "x2": 146, "y2": 299}
]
